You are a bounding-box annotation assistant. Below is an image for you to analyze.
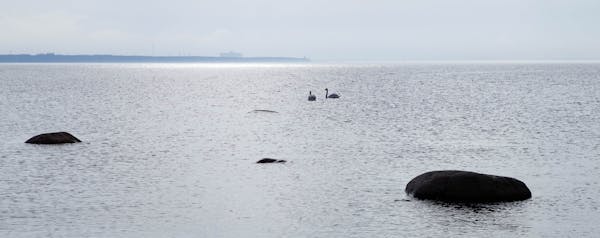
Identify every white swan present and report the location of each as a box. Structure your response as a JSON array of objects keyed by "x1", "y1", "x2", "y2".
[
  {"x1": 308, "y1": 91, "x2": 316, "y2": 101},
  {"x1": 325, "y1": 88, "x2": 340, "y2": 99}
]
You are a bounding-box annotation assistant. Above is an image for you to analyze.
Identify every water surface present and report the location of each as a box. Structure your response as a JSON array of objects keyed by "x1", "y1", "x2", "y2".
[{"x1": 1, "y1": 62, "x2": 599, "y2": 237}]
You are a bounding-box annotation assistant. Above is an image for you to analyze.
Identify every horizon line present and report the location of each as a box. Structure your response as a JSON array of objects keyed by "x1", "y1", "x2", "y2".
[
  {"x1": 1, "y1": 53, "x2": 599, "y2": 64},
  {"x1": 0, "y1": 53, "x2": 310, "y2": 63}
]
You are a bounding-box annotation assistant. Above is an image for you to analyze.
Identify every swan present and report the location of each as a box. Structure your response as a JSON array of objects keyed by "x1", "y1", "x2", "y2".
[
  {"x1": 325, "y1": 88, "x2": 340, "y2": 99},
  {"x1": 308, "y1": 91, "x2": 316, "y2": 101}
]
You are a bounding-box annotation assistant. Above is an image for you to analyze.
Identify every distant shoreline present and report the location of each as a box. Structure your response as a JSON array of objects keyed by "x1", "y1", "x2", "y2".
[{"x1": 0, "y1": 53, "x2": 310, "y2": 63}]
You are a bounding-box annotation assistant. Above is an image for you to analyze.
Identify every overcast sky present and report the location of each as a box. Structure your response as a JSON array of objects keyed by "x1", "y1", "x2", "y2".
[{"x1": 1, "y1": 0, "x2": 599, "y2": 60}]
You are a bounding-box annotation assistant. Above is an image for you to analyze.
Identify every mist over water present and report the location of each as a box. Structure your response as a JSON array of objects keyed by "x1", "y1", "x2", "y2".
[
  {"x1": 1, "y1": 63, "x2": 599, "y2": 237},
  {"x1": 3, "y1": 1, "x2": 600, "y2": 60}
]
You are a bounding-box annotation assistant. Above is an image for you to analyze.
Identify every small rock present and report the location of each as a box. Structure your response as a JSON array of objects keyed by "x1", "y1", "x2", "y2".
[
  {"x1": 256, "y1": 158, "x2": 286, "y2": 163},
  {"x1": 25, "y1": 132, "x2": 81, "y2": 144}
]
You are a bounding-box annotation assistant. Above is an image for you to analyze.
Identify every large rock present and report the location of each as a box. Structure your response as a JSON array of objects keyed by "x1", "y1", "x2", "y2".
[
  {"x1": 25, "y1": 132, "x2": 81, "y2": 144},
  {"x1": 405, "y1": 170, "x2": 531, "y2": 202}
]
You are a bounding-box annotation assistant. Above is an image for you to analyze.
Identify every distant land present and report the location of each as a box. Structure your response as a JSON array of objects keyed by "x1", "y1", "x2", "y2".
[{"x1": 0, "y1": 53, "x2": 310, "y2": 63}]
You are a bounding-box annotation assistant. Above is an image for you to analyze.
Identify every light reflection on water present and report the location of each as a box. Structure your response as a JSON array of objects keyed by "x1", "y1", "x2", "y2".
[{"x1": 1, "y1": 63, "x2": 599, "y2": 237}]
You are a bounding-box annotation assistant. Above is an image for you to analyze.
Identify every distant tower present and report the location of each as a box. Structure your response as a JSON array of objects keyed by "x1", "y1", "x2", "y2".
[{"x1": 219, "y1": 51, "x2": 243, "y2": 58}]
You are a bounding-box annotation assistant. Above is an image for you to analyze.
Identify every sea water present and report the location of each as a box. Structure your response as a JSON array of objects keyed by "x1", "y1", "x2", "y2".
[{"x1": 1, "y1": 62, "x2": 599, "y2": 237}]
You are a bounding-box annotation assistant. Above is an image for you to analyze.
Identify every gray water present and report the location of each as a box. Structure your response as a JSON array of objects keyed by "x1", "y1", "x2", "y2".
[{"x1": 1, "y1": 62, "x2": 599, "y2": 237}]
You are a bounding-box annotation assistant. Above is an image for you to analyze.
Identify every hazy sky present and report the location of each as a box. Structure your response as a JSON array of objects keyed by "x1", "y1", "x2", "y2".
[{"x1": 1, "y1": 0, "x2": 599, "y2": 60}]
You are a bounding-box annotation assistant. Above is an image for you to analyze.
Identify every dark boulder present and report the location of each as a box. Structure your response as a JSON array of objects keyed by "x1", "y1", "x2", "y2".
[
  {"x1": 405, "y1": 170, "x2": 531, "y2": 203},
  {"x1": 256, "y1": 158, "x2": 286, "y2": 163},
  {"x1": 25, "y1": 132, "x2": 81, "y2": 144}
]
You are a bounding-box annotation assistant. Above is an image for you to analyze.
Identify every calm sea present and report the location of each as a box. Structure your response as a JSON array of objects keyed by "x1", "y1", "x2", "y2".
[{"x1": 1, "y1": 62, "x2": 599, "y2": 237}]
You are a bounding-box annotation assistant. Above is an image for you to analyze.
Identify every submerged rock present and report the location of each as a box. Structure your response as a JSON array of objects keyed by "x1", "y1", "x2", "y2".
[
  {"x1": 249, "y1": 109, "x2": 278, "y2": 113},
  {"x1": 256, "y1": 158, "x2": 286, "y2": 163},
  {"x1": 25, "y1": 132, "x2": 82, "y2": 144},
  {"x1": 405, "y1": 170, "x2": 531, "y2": 203}
]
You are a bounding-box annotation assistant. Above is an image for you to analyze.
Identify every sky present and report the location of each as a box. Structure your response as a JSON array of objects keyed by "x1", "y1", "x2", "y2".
[{"x1": 1, "y1": 0, "x2": 599, "y2": 60}]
